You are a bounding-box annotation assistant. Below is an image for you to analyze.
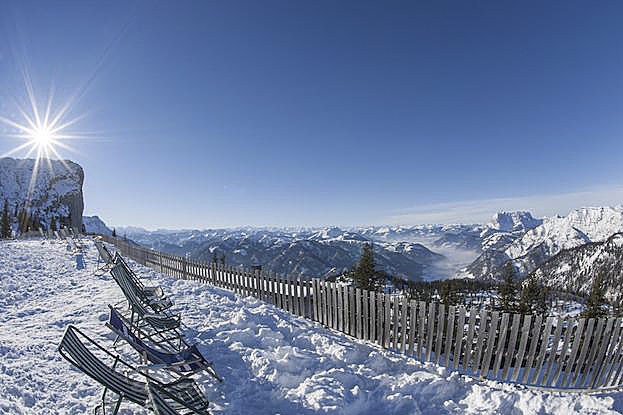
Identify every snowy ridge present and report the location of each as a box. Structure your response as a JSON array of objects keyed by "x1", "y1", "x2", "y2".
[
  {"x1": 1, "y1": 239, "x2": 620, "y2": 414},
  {"x1": 530, "y1": 233, "x2": 623, "y2": 301}
]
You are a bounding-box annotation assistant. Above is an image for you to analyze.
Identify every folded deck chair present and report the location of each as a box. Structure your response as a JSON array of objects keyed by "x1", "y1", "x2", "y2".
[
  {"x1": 57, "y1": 325, "x2": 210, "y2": 415},
  {"x1": 114, "y1": 253, "x2": 173, "y2": 312},
  {"x1": 107, "y1": 306, "x2": 221, "y2": 382},
  {"x1": 95, "y1": 241, "x2": 115, "y2": 274},
  {"x1": 111, "y1": 264, "x2": 186, "y2": 350}
]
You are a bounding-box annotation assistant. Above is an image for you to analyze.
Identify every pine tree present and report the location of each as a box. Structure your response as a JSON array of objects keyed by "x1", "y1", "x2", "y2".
[
  {"x1": 583, "y1": 273, "x2": 607, "y2": 319},
  {"x1": 111, "y1": 228, "x2": 116, "y2": 237},
  {"x1": 536, "y1": 284, "x2": 549, "y2": 315},
  {"x1": 440, "y1": 281, "x2": 458, "y2": 305},
  {"x1": 352, "y1": 243, "x2": 384, "y2": 292},
  {"x1": 1, "y1": 200, "x2": 11, "y2": 238},
  {"x1": 50, "y1": 217, "x2": 57, "y2": 232},
  {"x1": 518, "y1": 276, "x2": 540, "y2": 314},
  {"x1": 499, "y1": 262, "x2": 517, "y2": 313}
]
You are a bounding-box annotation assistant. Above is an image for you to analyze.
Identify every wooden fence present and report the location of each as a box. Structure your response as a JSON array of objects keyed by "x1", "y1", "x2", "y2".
[{"x1": 102, "y1": 236, "x2": 623, "y2": 392}]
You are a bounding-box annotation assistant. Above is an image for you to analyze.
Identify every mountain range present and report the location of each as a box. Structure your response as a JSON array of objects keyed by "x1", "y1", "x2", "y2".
[{"x1": 113, "y1": 206, "x2": 623, "y2": 295}]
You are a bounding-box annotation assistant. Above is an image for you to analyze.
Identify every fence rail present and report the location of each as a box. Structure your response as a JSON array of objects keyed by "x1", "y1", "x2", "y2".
[{"x1": 102, "y1": 235, "x2": 623, "y2": 392}]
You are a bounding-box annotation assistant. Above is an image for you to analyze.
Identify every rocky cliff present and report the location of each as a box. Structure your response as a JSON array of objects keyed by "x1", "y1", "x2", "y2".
[{"x1": 0, "y1": 157, "x2": 84, "y2": 230}]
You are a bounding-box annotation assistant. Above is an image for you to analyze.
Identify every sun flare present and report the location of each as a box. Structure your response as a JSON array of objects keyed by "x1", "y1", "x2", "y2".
[{"x1": 0, "y1": 86, "x2": 83, "y2": 162}]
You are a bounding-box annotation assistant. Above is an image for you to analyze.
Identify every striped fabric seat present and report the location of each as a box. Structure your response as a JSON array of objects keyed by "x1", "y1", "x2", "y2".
[
  {"x1": 57, "y1": 325, "x2": 210, "y2": 415},
  {"x1": 58, "y1": 325, "x2": 149, "y2": 408},
  {"x1": 95, "y1": 241, "x2": 114, "y2": 265},
  {"x1": 107, "y1": 306, "x2": 221, "y2": 381},
  {"x1": 114, "y1": 253, "x2": 174, "y2": 312}
]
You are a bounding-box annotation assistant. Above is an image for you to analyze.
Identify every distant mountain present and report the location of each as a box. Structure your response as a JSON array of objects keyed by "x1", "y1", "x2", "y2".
[
  {"x1": 115, "y1": 206, "x2": 623, "y2": 284},
  {"x1": 530, "y1": 233, "x2": 623, "y2": 302},
  {"x1": 463, "y1": 207, "x2": 623, "y2": 281},
  {"x1": 0, "y1": 157, "x2": 84, "y2": 230},
  {"x1": 121, "y1": 226, "x2": 445, "y2": 280},
  {"x1": 83, "y1": 216, "x2": 112, "y2": 235},
  {"x1": 357, "y1": 224, "x2": 483, "y2": 250},
  {"x1": 488, "y1": 211, "x2": 543, "y2": 233}
]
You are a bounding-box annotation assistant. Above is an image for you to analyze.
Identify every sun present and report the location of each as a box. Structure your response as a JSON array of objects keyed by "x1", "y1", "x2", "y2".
[
  {"x1": 0, "y1": 87, "x2": 82, "y2": 162},
  {"x1": 32, "y1": 126, "x2": 55, "y2": 148}
]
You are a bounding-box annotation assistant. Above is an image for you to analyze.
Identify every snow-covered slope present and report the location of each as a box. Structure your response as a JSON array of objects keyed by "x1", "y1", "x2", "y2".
[
  {"x1": 0, "y1": 157, "x2": 84, "y2": 229},
  {"x1": 1, "y1": 239, "x2": 620, "y2": 414},
  {"x1": 530, "y1": 233, "x2": 623, "y2": 301},
  {"x1": 82, "y1": 215, "x2": 112, "y2": 235}
]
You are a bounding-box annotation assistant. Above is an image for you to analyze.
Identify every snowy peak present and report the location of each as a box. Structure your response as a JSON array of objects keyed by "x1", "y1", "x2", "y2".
[
  {"x1": 506, "y1": 206, "x2": 623, "y2": 261},
  {"x1": 486, "y1": 211, "x2": 542, "y2": 233},
  {"x1": 466, "y1": 206, "x2": 623, "y2": 281}
]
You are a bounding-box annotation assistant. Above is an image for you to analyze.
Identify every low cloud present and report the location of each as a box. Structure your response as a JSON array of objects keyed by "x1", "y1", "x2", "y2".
[{"x1": 385, "y1": 186, "x2": 623, "y2": 225}]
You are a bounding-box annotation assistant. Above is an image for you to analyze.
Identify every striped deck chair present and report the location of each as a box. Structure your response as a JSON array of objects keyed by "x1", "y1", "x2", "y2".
[
  {"x1": 57, "y1": 325, "x2": 210, "y2": 415},
  {"x1": 95, "y1": 241, "x2": 115, "y2": 275},
  {"x1": 111, "y1": 264, "x2": 186, "y2": 350},
  {"x1": 114, "y1": 253, "x2": 173, "y2": 312},
  {"x1": 107, "y1": 306, "x2": 221, "y2": 382}
]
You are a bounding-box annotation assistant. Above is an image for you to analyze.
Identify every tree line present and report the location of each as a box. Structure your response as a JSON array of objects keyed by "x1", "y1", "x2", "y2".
[
  {"x1": 346, "y1": 242, "x2": 611, "y2": 318},
  {"x1": 0, "y1": 199, "x2": 74, "y2": 238}
]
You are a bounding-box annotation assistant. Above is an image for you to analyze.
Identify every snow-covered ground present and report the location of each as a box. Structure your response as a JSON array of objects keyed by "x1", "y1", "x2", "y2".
[{"x1": 2, "y1": 239, "x2": 623, "y2": 414}]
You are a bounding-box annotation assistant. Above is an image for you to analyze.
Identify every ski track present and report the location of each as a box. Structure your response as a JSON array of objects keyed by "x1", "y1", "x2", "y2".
[{"x1": 1, "y1": 239, "x2": 622, "y2": 414}]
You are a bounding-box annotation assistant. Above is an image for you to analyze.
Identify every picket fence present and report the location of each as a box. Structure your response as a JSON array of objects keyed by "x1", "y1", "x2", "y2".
[{"x1": 102, "y1": 235, "x2": 623, "y2": 393}]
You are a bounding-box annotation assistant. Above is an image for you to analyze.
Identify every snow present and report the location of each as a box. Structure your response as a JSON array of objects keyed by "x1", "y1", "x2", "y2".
[{"x1": 1, "y1": 239, "x2": 623, "y2": 414}]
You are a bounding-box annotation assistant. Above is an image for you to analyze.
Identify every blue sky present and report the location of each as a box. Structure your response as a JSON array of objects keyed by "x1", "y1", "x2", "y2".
[{"x1": 0, "y1": 1, "x2": 622, "y2": 229}]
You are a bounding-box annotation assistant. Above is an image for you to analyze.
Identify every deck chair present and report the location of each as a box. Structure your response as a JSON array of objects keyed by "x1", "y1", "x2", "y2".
[
  {"x1": 107, "y1": 306, "x2": 221, "y2": 382},
  {"x1": 111, "y1": 264, "x2": 186, "y2": 350},
  {"x1": 57, "y1": 325, "x2": 210, "y2": 415},
  {"x1": 114, "y1": 253, "x2": 173, "y2": 312},
  {"x1": 95, "y1": 241, "x2": 115, "y2": 274}
]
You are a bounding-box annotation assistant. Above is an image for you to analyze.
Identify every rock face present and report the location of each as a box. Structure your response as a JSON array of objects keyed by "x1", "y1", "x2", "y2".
[
  {"x1": 0, "y1": 158, "x2": 84, "y2": 229},
  {"x1": 82, "y1": 215, "x2": 112, "y2": 235}
]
